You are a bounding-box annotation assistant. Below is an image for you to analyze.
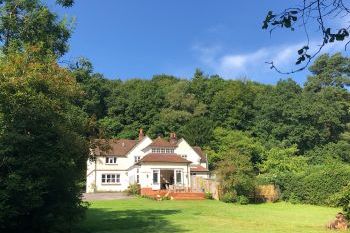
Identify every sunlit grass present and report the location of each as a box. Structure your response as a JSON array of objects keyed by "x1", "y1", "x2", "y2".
[{"x1": 79, "y1": 198, "x2": 339, "y2": 233}]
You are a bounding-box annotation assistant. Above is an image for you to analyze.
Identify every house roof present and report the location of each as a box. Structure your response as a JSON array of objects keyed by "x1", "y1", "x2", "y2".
[
  {"x1": 148, "y1": 137, "x2": 176, "y2": 148},
  {"x1": 92, "y1": 139, "x2": 138, "y2": 157},
  {"x1": 192, "y1": 146, "x2": 207, "y2": 163},
  {"x1": 190, "y1": 165, "x2": 209, "y2": 172},
  {"x1": 137, "y1": 153, "x2": 192, "y2": 164}
]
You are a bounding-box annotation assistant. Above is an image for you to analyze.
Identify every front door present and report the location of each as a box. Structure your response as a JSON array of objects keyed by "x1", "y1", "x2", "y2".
[{"x1": 152, "y1": 169, "x2": 160, "y2": 190}]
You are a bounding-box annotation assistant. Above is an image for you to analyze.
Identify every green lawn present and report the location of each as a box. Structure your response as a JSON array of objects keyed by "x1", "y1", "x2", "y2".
[{"x1": 79, "y1": 198, "x2": 340, "y2": 233}]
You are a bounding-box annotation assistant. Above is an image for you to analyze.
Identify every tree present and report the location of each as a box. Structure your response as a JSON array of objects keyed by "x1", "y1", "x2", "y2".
[
  {"x1": 0, "y1": 0, "x2": 74, "y2": 57},
  {"x1": 305, "y1": 53, "x2": 350, "y2": 92},
  {"x1": 215, "y1": 149, "x2": 256, "y2": 198},
  {"x1": 263, "y1": 0, "x2": 350, "y2": 73},
  {"x1": 252, "y1": 73, "x2": 349, "y2": 153},
  {"x1": 331, "y1": 183, "x2": 350, "y2": 220},
  {"x1": 209, "y1": 128, "x2": 266, "y2": 169},
  {"x1": 0, "y1": 46, "x2": 88, "y2": 233},
  {"x1": 179, "y1": 116, "x2": 214, "y2": 147}
]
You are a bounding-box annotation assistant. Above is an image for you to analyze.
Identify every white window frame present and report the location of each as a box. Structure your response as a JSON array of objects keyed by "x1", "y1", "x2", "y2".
[
  {"x1": 134, "y1": 156, "x2": 141, "y2": 163},
  {"x1": 175, "y1": 169, "x2": 182, "y2": 184},
  {"x1": 101, "y1": 173, "x2": 120, "y2": 184},
  {"x1": 153, "y1": 169, "x2": 160, "y2": 185},
  {"x1": 136, "y1": 174, "x2": 140, "y2": 184},
  {"x1": 181, "y1": 154, "x2": 187, "y2": 159},
  {"x1": 105, "y1": 156, "x2": 117, "y2": 164}
]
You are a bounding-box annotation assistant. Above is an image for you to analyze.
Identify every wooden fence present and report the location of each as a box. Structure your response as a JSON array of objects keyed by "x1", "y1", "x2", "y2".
[{"x1": 191, "y1": 176, "x2": 221, "y2": 200}]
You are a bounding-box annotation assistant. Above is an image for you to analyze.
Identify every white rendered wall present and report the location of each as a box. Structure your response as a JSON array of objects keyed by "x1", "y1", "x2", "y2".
[
  {"x1": 175, "y1": 139, "x2": 202, "y2": 165},
  {"x1": 139, "y1": 163, "x2": 190, "y2": 189}
]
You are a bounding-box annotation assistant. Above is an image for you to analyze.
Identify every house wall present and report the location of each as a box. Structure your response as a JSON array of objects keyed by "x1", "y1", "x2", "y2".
[
  {"x1": 86, "y1": 136, "x2": 209, "y2": 193},
  {"x1": 175, "y1": 139, "x2": 202, "y2": 165},
  {"x1": 94, "y1": 170, "x2": 129, "y2": 192},
  {"x1": 87, "y1": 137, "x2": 153, "y2": 193},
  {"x1": 139, "y1": 162, "x2": 190, "y2": 189}
]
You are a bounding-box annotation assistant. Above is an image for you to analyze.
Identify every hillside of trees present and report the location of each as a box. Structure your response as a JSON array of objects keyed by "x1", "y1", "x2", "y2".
[
  {"x1": 74, "y1": 53, "x2": 350, "y2": 209},
  {"x1": 0, "y1": 1, "x2": 349, "y2": 232}
]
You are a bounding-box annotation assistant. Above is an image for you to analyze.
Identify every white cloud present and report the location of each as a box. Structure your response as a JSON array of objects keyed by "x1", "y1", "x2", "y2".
[{"x1": 193, "y1": 39, "x2": 348, "y2": 79}]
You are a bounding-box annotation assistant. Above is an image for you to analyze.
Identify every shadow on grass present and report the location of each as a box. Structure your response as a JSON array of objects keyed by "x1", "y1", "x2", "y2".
[{"x1": 78, "y1": 208, "x2": 186, "y2": 233}]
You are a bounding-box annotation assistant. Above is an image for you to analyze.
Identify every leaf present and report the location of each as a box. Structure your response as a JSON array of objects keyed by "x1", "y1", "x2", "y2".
[{"x1": 298, "y1": 49, "x2": 304, "y2": 55}]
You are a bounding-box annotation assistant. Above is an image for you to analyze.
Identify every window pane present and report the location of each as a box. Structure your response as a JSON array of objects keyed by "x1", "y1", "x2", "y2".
[
  {"x1": 153, "y1": 170, "x2": 159, "y2": 184},
  {"x1": 176, "y1": 171, "x2": 182, "y2": 184}
]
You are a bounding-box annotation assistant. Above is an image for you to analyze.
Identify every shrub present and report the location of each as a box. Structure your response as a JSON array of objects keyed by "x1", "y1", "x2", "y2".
[
  {"x1": 329, "y1": 183, "x2": 350, "y2": 220},
  {"x1": 127, "y1": 184, "x2": 140, "y2": 196},
  {"x1": 215, "y1": 150, "x2": 256, "y2": 198},
  {"x1": 237, "y1": 195, "x2": 249, "y2": 205},
  {"x1": 205, "y1": 192, "x2": 213, "y2": 200},
  {"x1": 279, "y1": 164, "x2": 350, "y2": 205},
  {"x1": 221, "y1": 191, "x2": 237, "y2": 203},
  {"x1": 288, "y1": 193, "x2": 301, "y2": 204}
]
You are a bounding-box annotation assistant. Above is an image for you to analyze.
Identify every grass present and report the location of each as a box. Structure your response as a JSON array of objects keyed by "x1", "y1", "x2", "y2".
[{"x1": 79, "y1": 198, "x2": 340, "y2": 233}]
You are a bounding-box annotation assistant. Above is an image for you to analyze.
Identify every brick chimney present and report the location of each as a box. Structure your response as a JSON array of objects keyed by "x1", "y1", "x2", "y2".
[
  {"x1": 169, "y1": 132, "x2": 177, "y2": 144},
  {"x1": 138, "y1": 128, "x2": 144, "y2": 141}
]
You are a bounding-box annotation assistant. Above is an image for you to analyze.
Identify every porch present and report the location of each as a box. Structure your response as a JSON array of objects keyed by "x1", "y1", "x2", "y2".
[
  {"x1": 140, "y1": 188, "x2": 205, "y2": 200},
  {"x1": 150, "y1": 168, "x2": 189, "y2": 191}
]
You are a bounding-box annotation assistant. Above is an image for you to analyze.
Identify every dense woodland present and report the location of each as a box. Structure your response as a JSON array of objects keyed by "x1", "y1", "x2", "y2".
[
  {"x1": 0, "y1": 1, "x2": 350, "y2": 233},
  {"x1": 75, "y1": 53, "x2": 350, "y2": 208}
]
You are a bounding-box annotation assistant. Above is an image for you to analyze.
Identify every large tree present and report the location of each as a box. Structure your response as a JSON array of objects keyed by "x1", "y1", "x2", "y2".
[
  {"x1": 0, "y1": 46, "x2": 89, "y2": 233},
  {"x1": 0, "y1": 0, "x2": 74, "y2": 56}
]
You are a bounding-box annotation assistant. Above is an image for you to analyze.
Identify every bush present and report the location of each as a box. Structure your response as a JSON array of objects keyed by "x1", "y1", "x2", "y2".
[
  {"x1": 288, "y1": 193, "x2": 301, "y2": 204},
  {"x1": 221, "y1": 191, "x2": 237, "y2": 203},
  {"x1": 127, "y1": 184, "x2": 140, "y2": 196},
  {"x1": 279, "y1": 164, "x2": 350, "y2": 205},
  {"x1": 329, "y1": 183, "x2": 350, "y2": 220},
  {"x1": 237, "y1": 195, "x2": 249, "y2": 205},
  {"x1": 205, "y1": 192, "x2": 213, "y2": 200}
]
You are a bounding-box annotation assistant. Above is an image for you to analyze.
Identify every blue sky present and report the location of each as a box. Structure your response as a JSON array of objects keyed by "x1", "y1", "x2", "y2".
[{"x1": 48, "y1": 0, "x2": 348, "y2": 84}]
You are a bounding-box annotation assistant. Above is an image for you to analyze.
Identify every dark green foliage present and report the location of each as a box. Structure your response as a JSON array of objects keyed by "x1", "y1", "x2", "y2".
[
  {"x1": 279, "y1": 164, "x2": 350, "y2": 206},
  {"x1": 0, "y1": 0, "x2": 74, "y2": 57},
  {"x1": 179, "y1": 116, "x2": 214, "y2": 147},
  {"x1": 237, "y1": 195, "x2": 249, "y2": 205},
  {"x1": 0, "y1": 48, "x2": 88, "y2": 233},
  {"x1": 204, "y1": 192, "x2": 213, "y2": 200},
  {"x1": 329, "y1": 183, "x2": 350, "y2": 220},
  {"x1": 221, "y1": 191, "x2": 237, "y2": 203},
  {"x1": 216, "y1": 149, "x2": 256, "y2": 200},
  {"x1": 127, "y1": 184, "x2": 141, "y2": 196}
]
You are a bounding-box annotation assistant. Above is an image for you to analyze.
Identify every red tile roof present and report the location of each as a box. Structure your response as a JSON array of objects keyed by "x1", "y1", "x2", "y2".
[
  {"x1": 190, "y1": 165, "x2": 209, "y2": 172},
  {"x1": 149, "y1": 137, "x2": 176, "y2": 148},
  {"x1": 92, "y1": 139, "x2": 138, "y2": 157},
  {"x1": 192, "y1": 146, "x2": 207, "y2": 163},
  {"x1": 138, "y1": 153, "x2": 191, "y2": 163}
]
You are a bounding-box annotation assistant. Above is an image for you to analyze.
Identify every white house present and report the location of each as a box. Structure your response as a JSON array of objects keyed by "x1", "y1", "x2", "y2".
[{"x1": 86, "y1": 129, "x2": 209, "y2": 193}]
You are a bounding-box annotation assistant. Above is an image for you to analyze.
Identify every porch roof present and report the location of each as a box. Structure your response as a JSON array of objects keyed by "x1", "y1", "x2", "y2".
[
  {"x1": 190, "y1": 165, "x2": 209, "y2": 172},
  {"x1": 137, "y1": 153, "x2": 192, "y2": 164}
]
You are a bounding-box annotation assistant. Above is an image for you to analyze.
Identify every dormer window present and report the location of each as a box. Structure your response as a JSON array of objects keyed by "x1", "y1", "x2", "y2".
[
  {"x1": 166, "y1": 149, "x2": 174, "y2": 153},
  {"x1": 151, "y1": 148, "x2": 174, "y2": 154},
  {"x1": 181, "y1": 154, "x2": 187, "y2": 159},
  {"x1": 105, "y1": 156, "x2": 117, "y2": 164}
]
